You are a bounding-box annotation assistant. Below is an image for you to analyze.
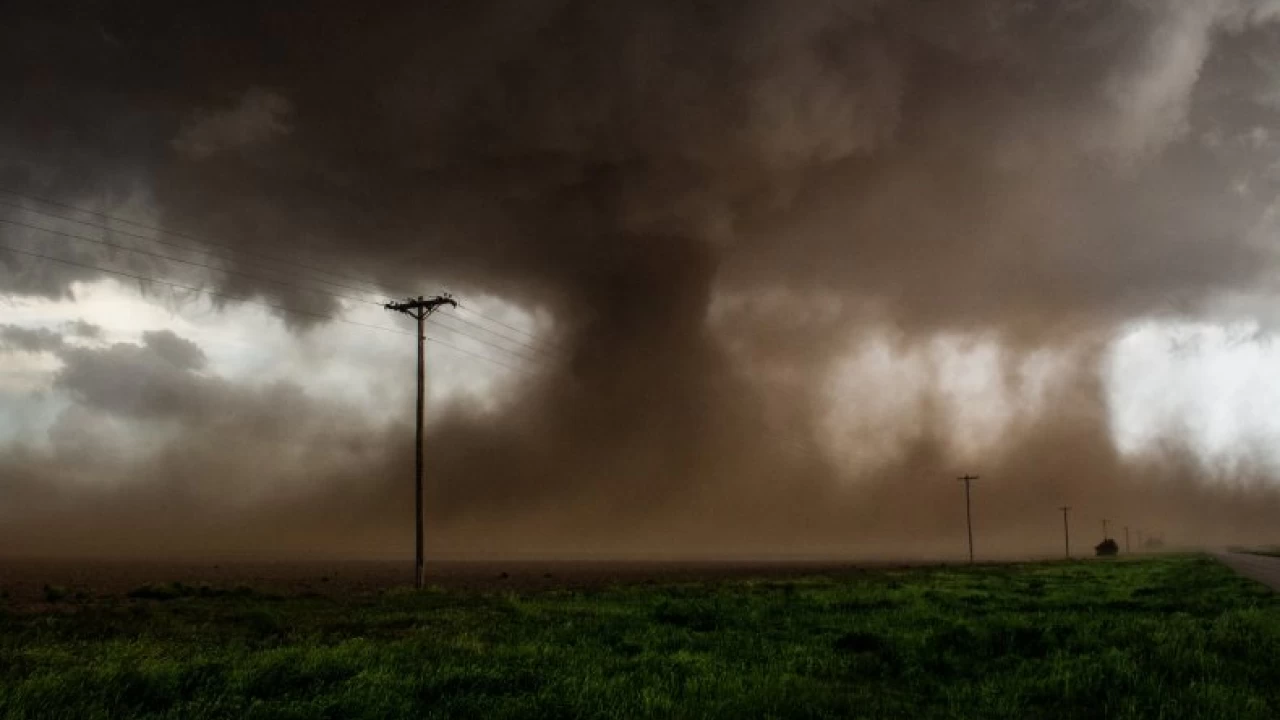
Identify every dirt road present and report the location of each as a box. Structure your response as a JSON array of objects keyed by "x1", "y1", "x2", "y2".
[{"x1": 1215, "y1": 552, "x2": 1280, "y2": 592}]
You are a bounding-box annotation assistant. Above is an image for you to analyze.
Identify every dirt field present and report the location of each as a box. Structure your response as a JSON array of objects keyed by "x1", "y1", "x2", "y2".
[{"x1": 0, "y1": 557, "x2": 918, "y2": 605}]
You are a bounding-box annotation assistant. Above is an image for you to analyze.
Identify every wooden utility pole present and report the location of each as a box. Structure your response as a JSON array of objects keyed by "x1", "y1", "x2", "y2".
[
  {"x1": 1124, "y1": 526, "x2": 1130, "y2": 553},
  {"x1": 958, "y1": 474, "x2": 979, "y2": 564},
  {"x1": 1102, "y1": 517, "x2": 1109, "y2": 541},
  {"x1": 385, "y1": 294, "x2": 457, "y2": 588},
  {"x1": 1060, "y1": 506, "x2": 1071, "y2": 559}
]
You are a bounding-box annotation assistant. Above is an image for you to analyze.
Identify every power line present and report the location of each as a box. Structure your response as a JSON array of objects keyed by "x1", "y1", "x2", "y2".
[
  {"x1": 0, "y1": 185, "x2": 562, "y2": 352},
  {"x1": 452, "y1": 305, "x2": 564, "y2": 349},
  {"x1": 0, "y1": 243, "x2": 534, "y2": 374},
  {"x1": 420, "y1": 312, "x2": 547, "y2": 367},
  {"x1": 0, "y1": 215, "x2": 383, "y2": 307},
  {"x1": 0, "y1": 186, "x2": 390, "y2": 298},
  {"x1": 4, "y1": 201, "x2": 563, "y2": 359},
  {"x1": 0, "y1": 195, "x2": 391, "y2": 301},
  {"x1": 0, "y1": 241, "x2": 396, "y2": 331},
  {"x1": 1, "y1": 216, "x2": 551, "y2": 366},
  {"x1": 431, "y1": 312, "x2": 552, "y2": 363}
]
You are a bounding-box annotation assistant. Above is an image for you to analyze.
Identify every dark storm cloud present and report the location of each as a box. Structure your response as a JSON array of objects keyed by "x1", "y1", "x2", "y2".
[
  {"x1": 6, "y1": 1, "x2": 1279, "y2": 315},
  {"x1": 0, "y1": 324, "x2": 64, "y2": 353},
  {"x1": 55, "y1": 330, "x2": 206, "y2": 418},
  {"x1": 5, "y1": 1, "x2": 1280, "y2": 557},
  {"x1": 62, "y1": 319, "x2": 102, "y2": 339},
  {"x1": 0, "y1": 320, "x2": 100, "y2": 355},
  {"x1": 0, "y1": 248, "x2": 96, "y2": 301}
]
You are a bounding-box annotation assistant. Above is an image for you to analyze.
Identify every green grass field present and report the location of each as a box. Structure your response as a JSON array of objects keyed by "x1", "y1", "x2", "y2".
[{"x1": 2, "y1": 555, "x2": 1279, "y2": 719}]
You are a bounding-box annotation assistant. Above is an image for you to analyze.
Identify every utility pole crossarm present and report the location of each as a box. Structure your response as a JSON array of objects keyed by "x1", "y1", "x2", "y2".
[{"x1": 384, "y1": 294, "x2": 458, "y2": 319}]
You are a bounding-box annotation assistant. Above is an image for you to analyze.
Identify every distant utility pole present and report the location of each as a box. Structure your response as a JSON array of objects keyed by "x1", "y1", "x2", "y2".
[
  {"x1": 1137, "y1": 529, "x2": 1144, "y2": 549},
  {"x1": 958, "y1": 474, "x2": 980, "y2": 564},
  {"x1": 385, "y1": 294, "x2": 457, "y2": 589},
  {"x1": 1060, "y1": 506, "x2": 1071, "y2": 559},
  {"x1": 1124, "y1": 526, "x2": 1130, "y2": 554},
  {"x1": 1102, "y1": 518, "x2": 1109, "y2": 541}
]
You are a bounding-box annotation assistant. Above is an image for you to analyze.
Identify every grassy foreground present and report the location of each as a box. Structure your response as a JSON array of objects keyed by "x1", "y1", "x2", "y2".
[{"x1": 2, "y1": 556, "x2": 1279, "y2": 719}]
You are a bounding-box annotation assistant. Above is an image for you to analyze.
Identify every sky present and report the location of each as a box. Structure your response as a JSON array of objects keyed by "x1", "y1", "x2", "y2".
[{"x1": 4, "y1": 0, "x2": 1280, "y2": 559}]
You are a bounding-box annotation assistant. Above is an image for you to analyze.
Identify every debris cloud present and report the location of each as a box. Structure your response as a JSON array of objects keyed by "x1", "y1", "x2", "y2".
[{"x1": 5, "y1": 1, "x2": 1280, "y2": 558}]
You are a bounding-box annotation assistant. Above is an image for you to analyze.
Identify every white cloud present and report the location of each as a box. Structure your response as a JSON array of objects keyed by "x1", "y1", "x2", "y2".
[
  {"x1": 0, "y1": 278, "x2": 532, "y2": 450},
  {"x1": 1106, "y1": 319, "x2": 1280, "y2": 473}
]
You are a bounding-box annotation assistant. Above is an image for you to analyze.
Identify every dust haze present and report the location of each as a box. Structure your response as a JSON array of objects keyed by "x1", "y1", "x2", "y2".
[{"x1": 4, "y1": 1, "x2": 1280, "y2": 559}]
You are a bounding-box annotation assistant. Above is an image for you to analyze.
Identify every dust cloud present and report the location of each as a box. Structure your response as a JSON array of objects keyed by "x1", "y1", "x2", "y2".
[{"x1": 4, "y1": 1, "x2": 1280, "y2": 559}]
